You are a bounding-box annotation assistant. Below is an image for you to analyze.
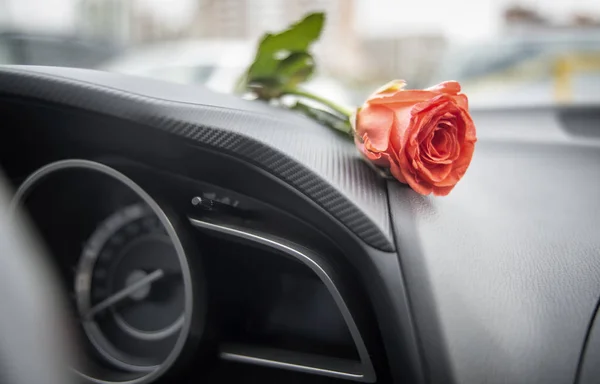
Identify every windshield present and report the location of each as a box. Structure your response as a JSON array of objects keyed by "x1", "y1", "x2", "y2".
[
  {"x1": 432, "y1": 32, "x2": 600, "y2": 106},
  {"x1": 3, "y1": 0, "x2": 600, "y2": 108}
]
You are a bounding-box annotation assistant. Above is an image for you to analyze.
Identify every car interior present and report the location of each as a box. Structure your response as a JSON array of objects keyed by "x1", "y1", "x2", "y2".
[
  {"x1": 2, "y1": 2, "x2": 600, "y2": 384},
  {"x1": 1, "y1": 64, "x2": 599, "y2": 384}
]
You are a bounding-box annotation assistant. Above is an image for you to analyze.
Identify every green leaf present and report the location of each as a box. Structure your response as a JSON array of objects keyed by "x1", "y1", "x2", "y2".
[
  {"x1": 276, "y1": 52, "x2": 316, "y2": 89},
  {"x1": 246, "y1": 77, "x2": 283, "y2": 99},
  {"x1": 236, "y1": 12, "x2": 325, "y2": 97}
]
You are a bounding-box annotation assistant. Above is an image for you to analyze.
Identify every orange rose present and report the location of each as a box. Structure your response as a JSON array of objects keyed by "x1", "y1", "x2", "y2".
[{"x1": 353, "y1": 80, "x2": 477, "y2": 196}]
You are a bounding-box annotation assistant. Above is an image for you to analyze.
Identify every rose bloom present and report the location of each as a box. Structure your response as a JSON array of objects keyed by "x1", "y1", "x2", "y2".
[{"x1": 353, "y1": 80, "x2": 477, "y2": 196}]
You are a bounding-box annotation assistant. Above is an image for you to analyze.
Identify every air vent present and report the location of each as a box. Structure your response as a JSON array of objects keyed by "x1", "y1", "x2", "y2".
[{"x1": 189, "y1": 218, "x2": 376, "y2": 382}]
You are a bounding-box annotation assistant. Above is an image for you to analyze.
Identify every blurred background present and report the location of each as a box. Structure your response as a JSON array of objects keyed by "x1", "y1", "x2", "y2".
[{"x1": 2, "y1": 0, "x2": 600, "y2": 108}]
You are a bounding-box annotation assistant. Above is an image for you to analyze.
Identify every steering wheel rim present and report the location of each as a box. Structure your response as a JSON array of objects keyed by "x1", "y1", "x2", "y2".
[{"x1": 0, "y1": 173, "x2": 74, "y2": 384}]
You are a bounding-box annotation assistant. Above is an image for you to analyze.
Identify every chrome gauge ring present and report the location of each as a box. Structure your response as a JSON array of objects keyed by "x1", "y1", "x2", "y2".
[{"x1": 11, "y1": 160, "x2": 202, "y2": 384}]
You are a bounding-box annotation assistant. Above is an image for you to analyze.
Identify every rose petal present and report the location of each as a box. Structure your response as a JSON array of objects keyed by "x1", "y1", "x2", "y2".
[
  {"x1": 404, "y1": 100, "x2": 452, "y2": 185},
  {"x1": 410, "y1": 94, "x2": 453, "y2": 116},
  {"x1": 370, "y1": 79, "x2": 407, "y2": 97},
  {"x1": 453, "y1": 94, "x2": 469, "y2": 110},
  {"x1": 368, "y1": 89, "x2": 436, "y2": 106},
  {"x1": 413, "y1": 120, "x2": 440, "y2": 168},
  {"x1": 426, "y1": 81, "x2": 461, "y2": 95},
  {"x1": 356, "y1": 134, "x2": 387, "y2": 164},
  {"x1": 382, "y1": 103, "x2": 412, "y2": 152},
  {"x1": 358, "y1": 79, "x2": 476, "y2": 197},
  {"x1": 426, "y1": 128, "x2": 449, "y2": 159},
  {"x1": 366, "y1": 133, "x2": 406, "y2": 184},
  {"x1": 446, "y1": 127, "x2": 461, "y2": 162},
  {"x1": 426, "y1": 132, "x2": 443, "y2": 159},
  {"x1": 433, "y1": 184, "x2": 455, "y2": 196},
  {"x1": 417, "y1": 117, "x2": 440, "y2": 144},
  {"x1": 417, "y1": 162, "x2": 453, "y2": 183},
  {"x1": 355, "y1": 104, "x2": 395, "y2": 152},
  {"x1": 431, "y1": 120, "x2": 473, "y2": 188},
  {"x1": 439, "y1": 123, "x2": 461, "y2": 162},
  {"x1": 355, "y1": 136, "x2": 384, "y2": 162},
  {"x1": 394, "y1": 139, "x2": 433, "y2": 195},
  {"x1": 432, "y1": 128, "x2": 449, "y2": 153},
  {"x1": 414, "y1": 100, "x2": 462, "y2": 157},
  {"x1": 356, "y1": 135, "x2": 406, "y2": 183},
  {"x1": 403, "y1": 167, "x2": 434, "y2": 195},
  {"x1": 407, "y1": 96, "x2": 468, "y2": 189},
  {"x1": 408, "y1": 96, "x2": 453, "y2": 149},
  {"x1": 461, "y1": 108, "x2": 477, "y2": 141},
  {"x1": 435, "y1": 141, "x2": 475, "y2": 187},
  {"x1": 387, "y1": 155, "x2": 407, "y2": 184},
  {"x1": 382, "y1": 149, "x2": 406, "y2": 184}
]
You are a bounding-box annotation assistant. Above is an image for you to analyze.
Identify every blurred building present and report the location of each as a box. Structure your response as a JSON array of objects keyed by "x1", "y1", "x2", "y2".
[
  {"x1": 1, "y1": 0, "x2": 77, "y2": 33},
  {"x1": 77, "y1": 0, "x2": 183, "y2": 44},
  {"x1": 503, "y1": 5, "x2": 548, "y2": 27},
  {"x1": 189, "y1": 0, "x2": 349, "y2": 40},
  {"x1": 187, "y1": 0, "x2": 362, "y2": 77},
  {"x1": 360, "y1": 35, "x2": 447, "y2": 87},
  {"x1": 77, "y1": 0, "x2": 134, "y2": 44},
  {"x1": 571, "y1": 14, "x2": 600, "y2": 27},
  {"x1": 190, "y1": 0, "x2": 247, "y2": 38},
  {"x1": 0, "y1": 0, "x2": 9, "y2": 27},
  {"x1": 502, "y1": 5, "x2": 600, "y2": 35}
]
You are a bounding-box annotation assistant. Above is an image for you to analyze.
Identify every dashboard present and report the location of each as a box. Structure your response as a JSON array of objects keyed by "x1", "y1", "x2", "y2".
[{"x1": 0, "y1": 65, "x2": 600, "y2": 384}]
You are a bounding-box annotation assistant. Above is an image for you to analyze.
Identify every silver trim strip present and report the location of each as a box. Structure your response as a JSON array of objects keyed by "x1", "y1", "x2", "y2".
[
  {"x1": 220, "y1": 345, "x2": 363, "y2": 380},
  {"x1": 188, "y1": 218, "x2": 376, "y2": 382}
]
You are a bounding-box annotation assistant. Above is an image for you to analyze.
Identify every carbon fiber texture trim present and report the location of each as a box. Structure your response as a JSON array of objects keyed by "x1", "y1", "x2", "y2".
[{"x1": 0, "y1": 66, "x2": 394, "y2": 251}]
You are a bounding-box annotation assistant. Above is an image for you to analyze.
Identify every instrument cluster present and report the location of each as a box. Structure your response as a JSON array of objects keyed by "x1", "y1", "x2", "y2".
[{"x1": 11, "y1": 159, "x2": 377, "y2": 384}]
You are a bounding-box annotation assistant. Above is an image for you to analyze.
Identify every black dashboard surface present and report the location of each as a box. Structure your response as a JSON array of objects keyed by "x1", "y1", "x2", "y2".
[
  {"x1": 0, "y1": 65, "x2": 393, "y2": 252},
  {"x1": 391, "y1": 107, "x2": 600, "y2": 383},
  {"x1": 0, "y1": 65, "x2": 414, "y2": 383},
  {"x1": 1, "y1": 65, "x2": 600, "y2": 384}
]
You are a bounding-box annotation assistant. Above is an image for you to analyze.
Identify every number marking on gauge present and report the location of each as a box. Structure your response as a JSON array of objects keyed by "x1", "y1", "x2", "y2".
[{"x1": 74, "y1": 203, "x2": 189, "y2": 373}]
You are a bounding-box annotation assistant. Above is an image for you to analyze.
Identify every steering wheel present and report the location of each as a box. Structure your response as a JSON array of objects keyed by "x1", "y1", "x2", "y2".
[{"x1": 0, "y1": 175, "x2": 74, "y2": 384}]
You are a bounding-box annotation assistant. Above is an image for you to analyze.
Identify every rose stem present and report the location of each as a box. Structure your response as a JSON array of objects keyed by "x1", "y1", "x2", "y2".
[{"x1": 281, "y1": 89, "x2": 355, "y2": 119}]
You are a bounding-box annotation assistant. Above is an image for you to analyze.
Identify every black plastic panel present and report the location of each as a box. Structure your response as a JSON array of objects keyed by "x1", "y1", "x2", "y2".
[
  {"x1": 578, "y1": 299, "x2": 600, "y2": 384},
  {"x1": 0, "y1": 97, "x2": 414, "y2": 382},
  {"x1": 389, "y1": 107, "x2": 600, "y2": 384},
  {"x1": 0, "y1": 65, "x2": 393, "y2": 251}
]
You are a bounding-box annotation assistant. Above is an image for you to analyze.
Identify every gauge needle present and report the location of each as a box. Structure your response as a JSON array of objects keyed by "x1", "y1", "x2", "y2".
[{"x1": 83, "y1": 269, "x2": 164, "y2": 320}]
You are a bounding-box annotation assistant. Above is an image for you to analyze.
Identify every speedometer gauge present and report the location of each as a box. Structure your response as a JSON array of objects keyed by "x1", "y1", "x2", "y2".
[
  {"x1": 10, "y1": 159, "x2": 205, "y2": 384},
  {"x1": 75, "y1": 203, "x2": 185, "y2": 372}
]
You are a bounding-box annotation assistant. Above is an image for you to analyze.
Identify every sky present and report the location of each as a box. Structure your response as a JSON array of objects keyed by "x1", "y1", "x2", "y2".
[
  {"x1": 3, "y1": 0, "x2": 600, "y2": 42},
  {"x1": 356, "y1": 0, "x2": 498, "y2": 39},
  {"x1": 356, "y1": 0, "x2": 600, "y2": 39}
]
